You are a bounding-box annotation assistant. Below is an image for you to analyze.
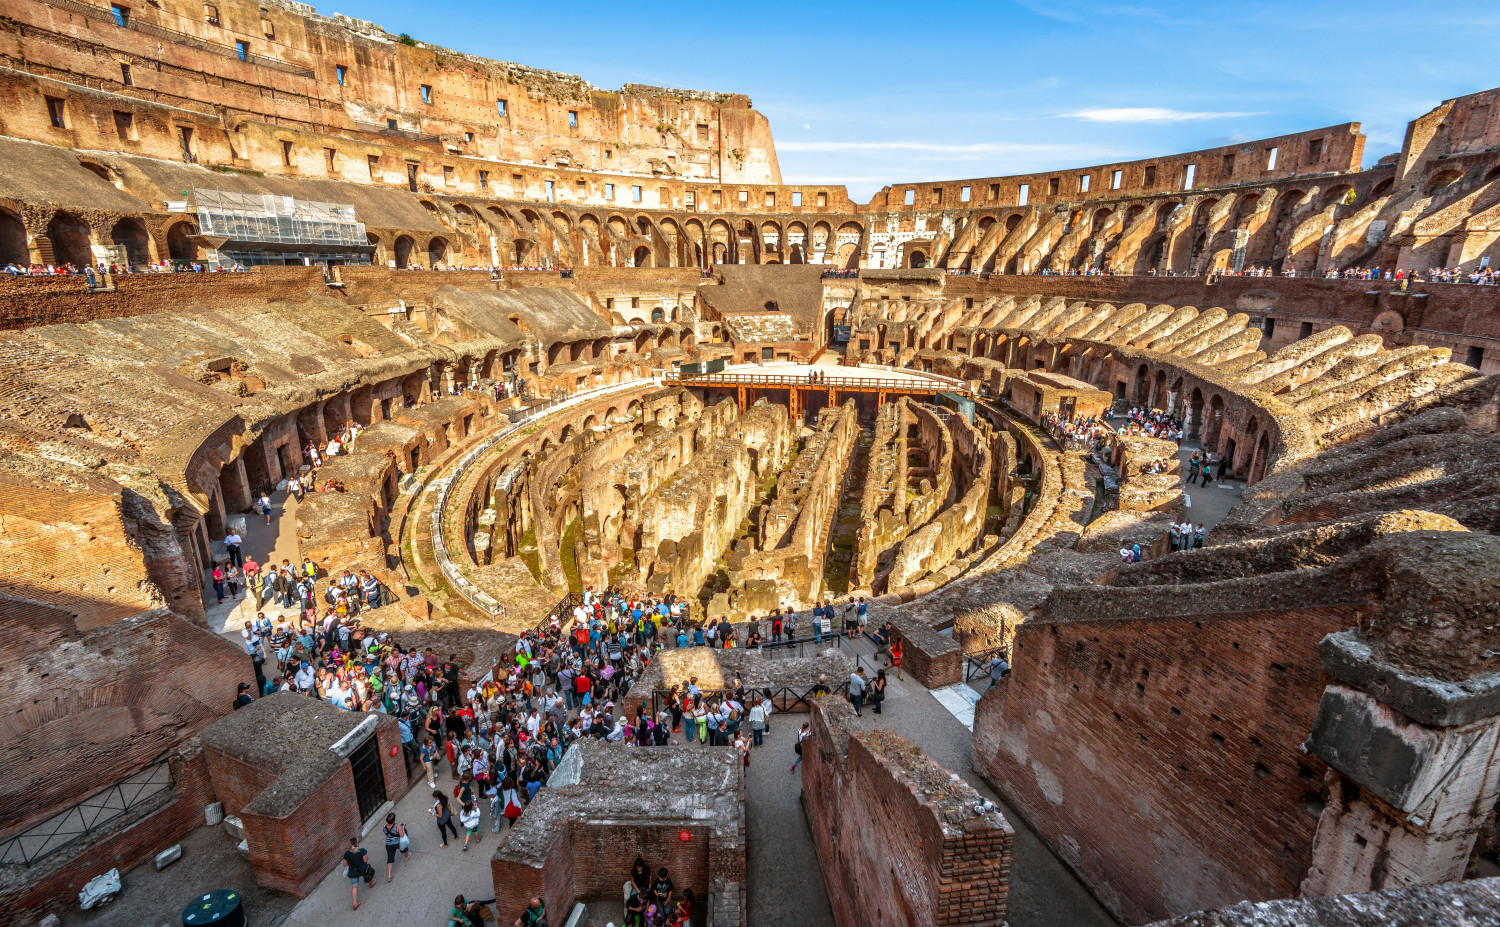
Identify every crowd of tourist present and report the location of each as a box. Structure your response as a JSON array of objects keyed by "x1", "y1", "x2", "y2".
[
  {"x1": 2, "y1": 260, "x2": 246, "y2": 276},
  {"x1": 233, "y1": 560, "x2": 896, "y2": 922}
]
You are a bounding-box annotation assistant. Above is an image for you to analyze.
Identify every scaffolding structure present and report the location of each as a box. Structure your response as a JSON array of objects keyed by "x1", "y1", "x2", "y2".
[{"x1": 191, "y1": 188, "x2": 368, "y2": 248}]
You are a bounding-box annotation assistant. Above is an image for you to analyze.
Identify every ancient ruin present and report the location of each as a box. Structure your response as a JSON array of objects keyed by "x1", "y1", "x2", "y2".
[{"x1": 3, "y1": 1, "x2": 1500, "y2": 925}]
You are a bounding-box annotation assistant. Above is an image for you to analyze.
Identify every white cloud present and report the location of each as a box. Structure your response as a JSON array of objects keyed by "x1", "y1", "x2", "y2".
[{"x1": 1064, "y1": 107, "x2": 1266, "y2": 123}]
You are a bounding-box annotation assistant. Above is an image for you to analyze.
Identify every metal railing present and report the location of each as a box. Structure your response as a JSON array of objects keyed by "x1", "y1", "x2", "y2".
[
  {"x1": 649, "y1": 681, "x2": 852, "y2": 718},
  {"x1": 665, "y1": 370, "x2": 960, "y2": 394},
  {"x1": 0, "y1": 759, "x2": 172, "y2": 865},
  {"x1": 429, "y1": 378, "x2": 658, "y2": 618},
  {"x1": 964, "y1": 646, "x2": 1011, "y2": 685},
  {"x1": 39, "y1": 0, "x2": 315, "y2": 77},
  {"x1": 529, "y1": 592, "x2": 582, "y2": 639}
]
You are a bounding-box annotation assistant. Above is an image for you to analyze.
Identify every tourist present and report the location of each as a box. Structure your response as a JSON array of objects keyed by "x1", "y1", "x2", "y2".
[
  {"x1": 650, "y1": 867, "x2": 675, "y2": 911},
  {"x1": 790, "y1": 721, "x2": 810, "y2": 772},
  {"x1": 514, "y1": 897, "x2": 546, "y2": 927},
  {"x1": 223, "y1": 528, "x2": 244, "y2": 568},
  {"x1": 871, "y1": 669, "x2": 888, "y2": 714},
  {"x1": 233, "y1": 681, "x2": 254, "y2": 710},
  {"x1": 748, "y1": 697, "x2": 766, "y2": 747},
  {"x1": 342, "y1": 837, "x2": 374, "y2": 910},
  {"x1": 258, "y1": 490, "x2": 273, "y2": 525},
  {"x1": 381, "y1": 812, "x2": 408, "y2": 881},
  {"x1": 890, "y1": 637, "x2": 904, "y2": 680},
  {"x1": 848, "y1": 667, "x2": 867, "y2": 716},
  {"x1": 670, "y1": 889, "x2": 696, "y2": 927},
  {"x1": 211, "y1": 563, "x2": 226, "y2": 604},
  {"x1": 986, "y1": 653, "x2": 1010, "y2": 689},
  {"x1": 430, "y1": 790, "x2": 458, "y2": 847},
  {"x1": 458, "y1": 799, "x2": 482, "y2": 851}
]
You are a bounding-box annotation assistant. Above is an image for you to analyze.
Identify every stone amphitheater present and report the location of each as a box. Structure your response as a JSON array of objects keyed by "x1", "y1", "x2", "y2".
[{"x1": 2, "y1": 1, "x2": 1500, "y2": 925}]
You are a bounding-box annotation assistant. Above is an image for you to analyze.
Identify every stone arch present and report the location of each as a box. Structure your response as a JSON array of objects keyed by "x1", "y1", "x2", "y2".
[
  {"x1": 48, "y1": 211, "x2": 93, "y2": 267},
  {"x1": 109, "y1": 217, "x2": 151, "y2": 266},
  {"x1": 907, "y1": 249, "x2": 927, "y2": 268},
  {"x1": 1134, "y1": 363, "x2": 1150, "y2": 406},
  {"x1": 1425, "y1": 169, "x2": 1464, "y2": 196},
  {"x1": 1248, "y1": 429, "x2": 1273, "y2": 485},
  {"x1": 165, "y1": 218, "x2": 201, "y2": 262},
  {"x1": 1319, "y1": 184, "x2": 1355, "y2": 210},
  {"x1": 1187, "y1": 387, "x2": 1204, "y2": 441},
  {"x1": 1204, "y1": 393, "x2": 1226, "y2": 448},
  {"x1": 394, "y1": 234, "x2": 416, "y2": 268},
  {"x1": 428, "y1": 236, "x2": 449, "y2": 267},
  {"x1": 632, "y1": 245, "x2": 652, "y2": 267},
  {"x1": 1368, "y1": 177, "x2": 1395, "y2": 200},
  {"x1": 0, "y1": 207, "x2": 27, "y2": 264}
]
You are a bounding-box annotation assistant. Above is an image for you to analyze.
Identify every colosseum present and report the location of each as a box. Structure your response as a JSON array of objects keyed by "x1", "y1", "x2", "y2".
[{"x1": 1, "y1": 1, "x2": 1499, "y2": 926}]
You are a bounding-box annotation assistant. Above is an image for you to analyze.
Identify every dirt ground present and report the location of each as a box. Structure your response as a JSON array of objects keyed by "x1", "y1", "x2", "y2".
[{"x1": 59, "y1": 824, "x2": 297, "y2": 927}]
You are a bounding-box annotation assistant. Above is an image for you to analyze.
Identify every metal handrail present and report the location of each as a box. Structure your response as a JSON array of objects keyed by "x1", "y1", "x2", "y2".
[
  {"x1": 429, "y1": 378, "x2": 657, "y2": 618},
  {"x1": 666, "y1": 370, "x2": 965, "y2": 393},
  {"x1": 0, "y1": 759, "x2": 172, "y2": 865},
  {"x1": 648, "y1": 682, "x2": 852, "y2": 718},
  {"x1": 964, "y1": 645, "x2": 1011, "y2": 684}
]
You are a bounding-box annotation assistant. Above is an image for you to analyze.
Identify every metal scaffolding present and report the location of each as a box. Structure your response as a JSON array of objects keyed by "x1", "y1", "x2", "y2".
[{"x1": 191, "y1": 188, "x2": 368, "y2": 248}]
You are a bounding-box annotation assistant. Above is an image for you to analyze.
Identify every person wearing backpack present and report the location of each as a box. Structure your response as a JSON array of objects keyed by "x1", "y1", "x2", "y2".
[
  {"x1": 342, "y1": 837, "x2": 374, "y2": 910},
  {"x1": 790, "y1": 721, "x2": 810, "y2": 772},
  {"x1": 381, "y1": 812, "x2": 408, "y2": 882}
]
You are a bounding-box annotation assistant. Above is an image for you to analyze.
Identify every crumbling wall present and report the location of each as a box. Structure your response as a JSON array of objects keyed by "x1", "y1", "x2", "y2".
[
  {"x1": 636, "y1": 401, "x2": 790, "y2": 598},
  {"x1": 888, "y1": 409, "x2": 992, "y2": 590},
  {"x1": 1144, "y1": 877, "x2": 1500, "y2": 927},
  {"x1": 733, "y1": 400, "x2": 858, "y2": 609},
  {"x1": 803, "y1": 698, "x2": 1013, "y2": 927}
]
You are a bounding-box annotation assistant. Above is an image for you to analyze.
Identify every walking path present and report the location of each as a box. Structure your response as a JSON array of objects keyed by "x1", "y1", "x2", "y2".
[
  {"x1": 282, "y1": 762, "x2": 495, "y2": 927},
  {"x1": 1176, "y1": 440, "x2": 1243, "y2": 532},
  {"x1": 200, "y1": 489, "x2": 303, "y2": 651}
]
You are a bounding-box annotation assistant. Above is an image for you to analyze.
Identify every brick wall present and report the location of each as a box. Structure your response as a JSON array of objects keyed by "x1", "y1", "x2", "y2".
[
  {"x1": 0, "y1": 746, "x2": 216, "y2": 927},
  {"x1": 803, "y1": 699, "x2": 1012, "y2": 927},
  {"x1": 240, "y1": 765, "x2": 361, "y2": 897},
  {"x1": 972, "y1": 606, "x2": 1356, "y2": 924},
  {"x1": 569, "y1": 823, "x2": 711, "y2": 907},
  {"x1": 217, "y1": 716, "x2": 408, "y2": 898},
  {"x1": 0, "y1": 268, "x2": 326, "y2": 330}
]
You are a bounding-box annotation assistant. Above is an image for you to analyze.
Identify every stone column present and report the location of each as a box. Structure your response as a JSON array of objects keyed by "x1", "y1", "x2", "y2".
[{"x1": 1301, "y1": 539, "x2": 1500, "y2": 897}]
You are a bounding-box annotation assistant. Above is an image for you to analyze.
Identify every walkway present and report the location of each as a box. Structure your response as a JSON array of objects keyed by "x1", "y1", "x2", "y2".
[
  {"x1": 282, "y1": 762, "x2": 496, "y2": 927},
  {"x1": 1175, "y1": 440, "x2": 1244, "y2": 532},
  {"x1": 201, "y1": 488, "x2": 303, "y2": 651}
]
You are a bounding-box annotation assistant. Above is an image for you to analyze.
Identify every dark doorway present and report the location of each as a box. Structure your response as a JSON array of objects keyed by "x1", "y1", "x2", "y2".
[
  {"x1": 277, "y1": 444, "x2": 297, "y2": 484},
  {"x1": 381, "y1": 397, "x2": 393, "y2": 420},
  {"x1": 349, "y1": 736, "x2": 388, "y2": 823},
  {"x1": 409, "y1": 446, "x2": 421, "y2": 472}
]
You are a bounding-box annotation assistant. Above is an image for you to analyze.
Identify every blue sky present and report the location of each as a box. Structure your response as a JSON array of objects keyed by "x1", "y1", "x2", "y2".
[{"x1": 335, "y1": 0, "x2": 1499, "y2": 202}]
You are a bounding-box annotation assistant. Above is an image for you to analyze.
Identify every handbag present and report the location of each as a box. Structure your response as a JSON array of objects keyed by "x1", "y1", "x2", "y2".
[
  {"x1": 398, "y1": 827, "x2": 410, "y2": 852},
  {"x1": 503, "y1": 797, "x2": 523, "y2": 820}
]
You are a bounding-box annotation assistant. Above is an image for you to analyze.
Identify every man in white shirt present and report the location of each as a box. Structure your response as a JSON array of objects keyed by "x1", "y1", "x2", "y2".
[{"x1": 223, "y1": 530, "x2": 243, "y2": 568}]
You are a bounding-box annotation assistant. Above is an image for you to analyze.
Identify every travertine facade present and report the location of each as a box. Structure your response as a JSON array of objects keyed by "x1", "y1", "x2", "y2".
[{"x1": 4, "y1": 6, "x2": 1500, "y2": 926}]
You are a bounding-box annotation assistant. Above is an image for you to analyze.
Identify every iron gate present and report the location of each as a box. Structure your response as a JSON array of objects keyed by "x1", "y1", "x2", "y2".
[{"x1": 349, "y1": 736, "x2": 388, "y2": 823}]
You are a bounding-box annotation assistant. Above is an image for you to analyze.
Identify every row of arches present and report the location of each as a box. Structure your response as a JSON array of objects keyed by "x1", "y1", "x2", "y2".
[{"x1": 0, "y1": 207, "x2": 202, "y2": 267}]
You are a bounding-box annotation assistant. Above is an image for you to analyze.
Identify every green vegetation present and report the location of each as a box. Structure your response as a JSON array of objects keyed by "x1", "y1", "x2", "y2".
[
  {"x1": 558, "y1": 517, "x2": 583, "y2": 595},
  {"x1": 519, "y1": 523, "x2": 541, "y2": 583},
  {"x1": 397, "y1": 33, "x2": 417, "y2": 46}
]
